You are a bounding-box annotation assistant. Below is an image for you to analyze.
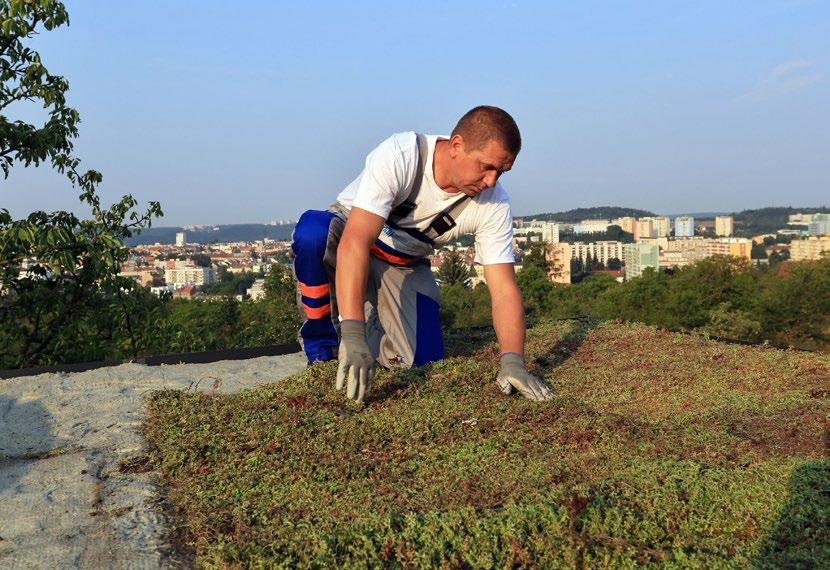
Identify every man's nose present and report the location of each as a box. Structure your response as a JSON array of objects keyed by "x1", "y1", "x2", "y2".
[{"x1": 483, "y1": 172, "x2": 498, "y2": 188}]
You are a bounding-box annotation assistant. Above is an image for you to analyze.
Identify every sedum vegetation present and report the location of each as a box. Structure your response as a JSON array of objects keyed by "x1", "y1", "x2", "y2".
[{"x1": 145, "y1": 320, "x2": 829, "y2": 568}]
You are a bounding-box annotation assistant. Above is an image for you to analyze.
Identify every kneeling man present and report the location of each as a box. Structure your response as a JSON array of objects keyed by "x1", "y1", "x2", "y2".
[{"x1": 292, "y1": 105, "x2": 553, "y2": 403}]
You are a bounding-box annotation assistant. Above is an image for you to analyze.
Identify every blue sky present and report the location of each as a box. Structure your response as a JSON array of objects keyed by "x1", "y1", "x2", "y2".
[{"x1": 4, "y1": 0, "x2": 829, "y2": 225}]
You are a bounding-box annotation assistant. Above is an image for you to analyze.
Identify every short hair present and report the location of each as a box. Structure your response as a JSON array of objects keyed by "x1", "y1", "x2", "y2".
[{"x1": 451, "y1": 106, "x2": 521, "y2": 156}]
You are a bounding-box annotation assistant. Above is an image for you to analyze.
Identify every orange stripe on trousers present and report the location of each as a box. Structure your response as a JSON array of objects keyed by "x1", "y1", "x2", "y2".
[
  {"x1": 302, "y1": 302, "x2": 331, "y2": 319},
  {"x1": 299, "y1": 281, "x2": 330, "y2": 297}
]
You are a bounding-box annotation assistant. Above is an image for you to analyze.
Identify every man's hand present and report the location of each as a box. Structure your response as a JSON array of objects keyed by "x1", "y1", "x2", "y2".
[
  {"x1": 496, "y1": 353, "x2": 553, "y2": 401},
  {"x1": 336, "y1": 320, "x2": 375, "y2": 403}
]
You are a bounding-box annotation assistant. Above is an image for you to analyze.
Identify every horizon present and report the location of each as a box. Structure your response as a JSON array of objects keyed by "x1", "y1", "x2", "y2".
[
  {"x1": 4, "y1": 1, "x2": 829, "y2": 226},
  {"x1": 136, "y1": 204, "x2": 829, "y2": 230}
]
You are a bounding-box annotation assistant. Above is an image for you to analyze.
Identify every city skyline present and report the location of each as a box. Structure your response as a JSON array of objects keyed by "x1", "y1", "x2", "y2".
[{"x1": 3, "y1": 0, "x2": 829, "y2": 226}]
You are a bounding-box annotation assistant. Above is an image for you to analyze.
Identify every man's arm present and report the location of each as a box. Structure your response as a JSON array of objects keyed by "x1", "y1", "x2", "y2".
[
  {"x1": 334, "y1": 206, "x2": 385, "y2": 403},
  {"x1": 335, "y1": 207, "x2": 386, "y2": 321},
  {"x1": 484, "y1": 262, "x2": 526, "y2": 354},
  {"x1": 484, "y1": 262, "x2": 553, "y2": 401}
]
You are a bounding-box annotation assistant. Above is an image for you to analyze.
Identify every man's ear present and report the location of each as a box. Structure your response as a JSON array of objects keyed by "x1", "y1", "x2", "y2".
[{"x1": 448, "y1": 134, "x2": 465, "y2": 158}]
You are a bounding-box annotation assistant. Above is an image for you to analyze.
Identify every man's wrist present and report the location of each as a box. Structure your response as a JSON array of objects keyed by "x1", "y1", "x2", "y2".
[
  {"x1": 340, "y1": 319, "x2": 366, "y2": 337},
  {"x1": 499, "y1": 352, "x2": 525, "y2": 368}
]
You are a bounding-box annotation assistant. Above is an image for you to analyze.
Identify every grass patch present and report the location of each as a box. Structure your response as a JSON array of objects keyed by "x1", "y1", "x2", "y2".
[{"x1": 145, "y1": 320, "x2": 829, "y2": 568}]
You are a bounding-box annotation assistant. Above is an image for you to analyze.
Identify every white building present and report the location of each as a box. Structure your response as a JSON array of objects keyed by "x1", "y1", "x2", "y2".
[
  {"x1": 715, "y1": 216, "x2": 734, "y2": 237},
  {"x1": 175, "y1": 231, "x2": 187, "y2": 246},
  {"x1": 641, "y1": 216, "x2": 670, "y2": 237},
  {"x1": 623, "y1": 243, "x2": 660, "y2": 280},
  {"x1": 570, "y1": 241, "x2": 624, "y2": 266},
  {"x1": 674, "y1": 216, "x2": 695, "y2": 237},
  {"x1": 808, "y1": 214, "x2": 830, "y2": 236},
  {"x1": 164, "y1": 266, "x2": 215, "y2": 287},
  {"x1": 573, "y1": 219, "x2": 611, "y2": 234}
]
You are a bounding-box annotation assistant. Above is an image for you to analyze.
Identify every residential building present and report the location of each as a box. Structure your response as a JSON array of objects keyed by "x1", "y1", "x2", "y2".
[
  {"x1": 633, "y1": 219, "x2": 655, "y2": 241},
  {"x1": 165, "y1": 266, "x2": 215, "y2": 287},
  {"x1": 790, "y1": 237, "x2": 830, "y2": 261},
  {"x1": 540, "y1": 221, "x2": 560, "y2": 243},
  {"x1": 570, "y1": 241, "x2": 624, "y2": 266},
  {"x1": 247, "y1": 278, "x2": 267, "y2": 300},
  {"x1": 573, "y1": 219, "x2": 610, "y2": 234},
  {"x1": 172, "y1": 285, "x2": 196, "y2": 299},
  {"x1": 175, "y1": 231, "x2": 186, "y2": 246},
  {"x1": 808, "y1": 214, "x2": 830, "y2": 237},
  {"x1": 611, "y1": 217, "x2": 636, "y2": 234},
  {"x1": 706, "y1": 238, "x2": 751, "y2": 259},
  {"x1": 623, "y1": 243, "x2": 659, "y2": 280},
  {"x1": 544, "y1": 242, "x2": 572, "y2": 284},
  {"x1": 788, "y1": 213, "x2": 813, "y2": 225},
  {"x1": 674, "y1": 216, "x2": 694, "y2": 237},
  {"x1": 641, "y1": 216, "x2": 670, "y2": 237},
  {"x1": 118, "y1": 268, "x2": 155, "y2": 287},
  {"x1": 715, "y1": 216, "x2": 734, "y2": 237}
]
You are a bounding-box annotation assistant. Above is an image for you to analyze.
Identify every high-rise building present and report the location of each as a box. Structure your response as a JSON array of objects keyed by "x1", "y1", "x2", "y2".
[
  {"x1": 175, "y1": 231, "x2": 187, "y2": 246},
  {"x1": 543, "y1": 243, "x2": 572, "y2": 284},
  {"x1": 715, "y1": 216, "x2": 734, "y2": 237},
  {"x1": 540, "y1": 222, "x2": 560, "y2": 243},
  {"x1": 674, "y1": 216, "x2": 694, "y2": 237},
  {"x1": 808, "y1": 214, "x2": 830, "y2": 236},
  {"x1": 611, "y1": 217, "x2": 636, "y2": 234},
  {"x1": 633, "y1": 219, "x2": 655, "y2": 241},
  {"x1": 643, "y1": 216, "x2": 670, "y2": 237},
  {"x1": 623, "y1": 243, "x2": 660, "y2": 280}
]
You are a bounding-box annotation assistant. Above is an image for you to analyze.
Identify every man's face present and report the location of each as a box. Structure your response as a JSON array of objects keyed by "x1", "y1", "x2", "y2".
[{"x1": 450, "y1": 137, "x2": 515, "y2": 197}]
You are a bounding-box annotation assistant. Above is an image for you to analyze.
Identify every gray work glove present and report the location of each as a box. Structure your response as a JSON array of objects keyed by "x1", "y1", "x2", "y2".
[
  {"x1": 336, "y1": 320, "x2": 376, "y2": 403},
  {"x1": 496, "y1": 353, "x2": 554, "y2": 401}
]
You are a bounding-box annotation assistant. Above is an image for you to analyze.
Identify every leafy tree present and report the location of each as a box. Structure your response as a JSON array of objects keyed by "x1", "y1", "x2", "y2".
[
  {"x1": 439, "y1": 282, "x2": 492, "y2": 329},
  {"x1": 0, "y1": 1, "x2": 162, "y2": 368},
  {"x1": 436, "y1": 249, "x2": 471, "y2": 286},
  {"x1": 751, "y1": 243, "x2": 768, "y2": 259},
  {"x1": 759, "y1": 259, "x2": 830, "y2": 349}
]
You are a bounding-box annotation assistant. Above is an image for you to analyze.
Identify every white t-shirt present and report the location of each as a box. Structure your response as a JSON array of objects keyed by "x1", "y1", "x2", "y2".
[{"x1": 335, "y1": 132, "x2": 515, "y2": 265}]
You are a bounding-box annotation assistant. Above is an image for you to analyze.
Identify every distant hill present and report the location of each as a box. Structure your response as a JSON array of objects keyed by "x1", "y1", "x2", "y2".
[
  {"x1": 732, "y1": 206, "x2": 830, "y2": 236},
  {"x1": 125, "y1": 223, "x2": 295, "y2": 246},
  {"x1": 522, "y1": 206, "x2": 655, "y2": 223}
]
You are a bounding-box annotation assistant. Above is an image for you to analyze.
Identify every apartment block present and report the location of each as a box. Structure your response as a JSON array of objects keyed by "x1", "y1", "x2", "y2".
[
  {"x1": 706, "y1": 237, "x2": 751, "y2": 259},
  {"x1": 790, "y1": 237, "x2": 830, "y2": 261},
  {"x1": 623, "y1": 243, "x2": 659, "y2": 280},
  {"x1": 808, "y1": 214, "x2": 830, "y2": 237},
  {"x1": 540, "y1": 222, "x2": 560, "y2": 243},
  {"x1": 640, "y1": 216, "x2": 670, "y2": 237},
  {"x1": 165, "y1": 266, "x2": 215, "y2": 287},
  {"x1": 611, "y1": 217, "x2": 636, "y2": 234},
  {"x1": 570, "y1": 241, "x2": 624, "y2": 266},
  {"x1": 633, "y1": 219, "x2": 655, "y2": 241},
  {"x1": 788, "y1": 213, "x2": 813, "y2": 224},
  {"x1": 674, "y1": 216, "x2": 695, "y2": 237},
  {"x1": 573, "y1": 219, "x2": 611, "y2": 234},
  {"x1": 544, "y1": 243, "x2": 572, "y2": 284},
  {"x1": 175, "y1": 231, "x2": 187, "y2": 246},
  {"x1": 513, "y1": 220, "x2": 559, "y2": 243},
  {"x1": 715, "y1": 216, "x2": 734, "y2": 237}
]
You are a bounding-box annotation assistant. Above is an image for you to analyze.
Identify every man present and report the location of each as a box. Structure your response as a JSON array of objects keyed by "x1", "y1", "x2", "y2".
[{"x1": 292, "y1": 106, "x2": 553, "y2": 403}]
